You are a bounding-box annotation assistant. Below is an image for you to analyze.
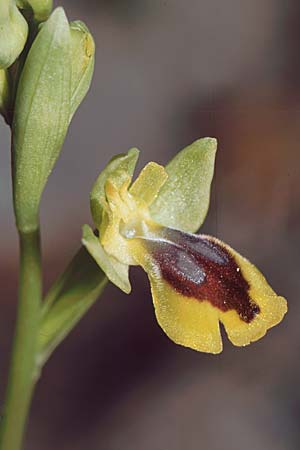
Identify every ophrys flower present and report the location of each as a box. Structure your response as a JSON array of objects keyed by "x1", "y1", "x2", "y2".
[{"x1": 83, "y1": 138, "x2": 287, "y2": 353}]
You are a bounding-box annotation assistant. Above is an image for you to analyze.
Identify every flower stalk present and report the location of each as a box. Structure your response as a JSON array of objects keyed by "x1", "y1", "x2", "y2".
[{"x1": 0, "y1": 228, "x2": 42, "y2": 450}]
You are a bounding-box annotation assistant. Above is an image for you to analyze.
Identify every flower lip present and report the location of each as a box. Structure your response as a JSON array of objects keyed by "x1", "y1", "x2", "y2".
[{"x1": 140, "y1": 228, "x2": 260, "y2": 323}]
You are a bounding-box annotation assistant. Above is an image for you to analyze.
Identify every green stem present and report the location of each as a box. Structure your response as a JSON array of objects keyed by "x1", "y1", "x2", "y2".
[{"x1": 0, "y1": 229, "x2": 42, "y2": 450}]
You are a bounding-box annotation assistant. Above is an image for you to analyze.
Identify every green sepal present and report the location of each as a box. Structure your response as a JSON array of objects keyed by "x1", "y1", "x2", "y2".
[
  {"x1": 82, "y1": 224, "x2": 131, "y2": 293},
  {"x1": 37, "y1": 246, "x2": 107, "y2": 367},
  {"x1": 69, "y1": 20, "x2": 95, "y2": 120},
  {"x1": 90, "y1": 148, "x2": 139, "y2": 228},
  {"x1": 150, "y1": 137, "x2": 217, "y2": 233},
  {"x1": 17, "y1": 0, "x2": 53, "y2": 21},
  {"x1": 0, "y1": 0, "x2": 28, "y2": 69},
  {"x1": 12, "y1": 7, "x2": 71, "y2": 232}
]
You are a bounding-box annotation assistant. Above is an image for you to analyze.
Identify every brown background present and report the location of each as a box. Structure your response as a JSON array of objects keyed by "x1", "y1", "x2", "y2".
[{"x1": 0, "y1": 1, "x2": 299, "y2": 449}]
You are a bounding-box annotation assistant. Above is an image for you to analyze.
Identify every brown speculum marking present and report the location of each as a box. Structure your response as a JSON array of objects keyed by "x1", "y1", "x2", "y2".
[{"x1": 146, "y1": 229, "x2": 260, "y2": 323}]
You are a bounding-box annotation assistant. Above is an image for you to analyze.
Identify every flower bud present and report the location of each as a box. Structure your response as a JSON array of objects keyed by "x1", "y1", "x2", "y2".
[
  {"x1": 0, "y1": 0, "x2": 28, "y2": 69},
  {"x1": 17, "y1": 0, "x2": 52, "y2": 21},
  {"x1": 12, "y1": 7, "x2": 71, "y2": 232}
]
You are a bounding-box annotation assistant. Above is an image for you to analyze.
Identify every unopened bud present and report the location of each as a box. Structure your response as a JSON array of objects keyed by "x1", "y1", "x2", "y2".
[
  {"x1": 17, "y1": 0, "x2": 52, "y2": 21},
  {"x1": 0, "y1": 0, "x2": 28, "y2": 69},
  {"x1": 12, "y1": 7, "x2": 71, "y2": 232}
]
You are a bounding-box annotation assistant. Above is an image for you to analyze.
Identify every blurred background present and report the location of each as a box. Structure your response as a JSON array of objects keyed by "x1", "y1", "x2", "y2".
[{"x1": 0, "y1": 0, "x2": 299, "y2": 449}]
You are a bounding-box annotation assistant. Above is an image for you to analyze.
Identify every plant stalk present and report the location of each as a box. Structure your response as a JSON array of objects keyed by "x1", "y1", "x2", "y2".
[{"x1": 0, "y1": 229, "x2": 42, "y2": 450}]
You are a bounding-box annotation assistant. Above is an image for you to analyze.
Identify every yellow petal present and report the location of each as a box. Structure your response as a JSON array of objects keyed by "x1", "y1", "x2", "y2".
[{"x1": 129, "y1": 162, "x2": 168, "y2": 206}]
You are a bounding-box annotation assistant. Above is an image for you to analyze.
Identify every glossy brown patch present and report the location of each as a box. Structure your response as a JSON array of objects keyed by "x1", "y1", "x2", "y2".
[{"x1": 146, "y1": 229, "x2": 260, "y2": 323}]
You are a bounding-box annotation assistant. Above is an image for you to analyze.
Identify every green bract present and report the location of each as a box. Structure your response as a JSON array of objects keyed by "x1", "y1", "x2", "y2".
[
  {"x1": 13, "y1": 7, "x2": 71, "y2": 232},
  {"x1": 70, "y1": 20, "x2": 95, "y2": 120},
  {"x1": 12, "y1": 8, "x2": 96, "y2": 232},
  {"x1": 38, "y1": 247, "x2": 107, "y2": 367},
  {"x1": 17, "y1": 0, "x2": 52, "y2": 21},
  {"x1": 0, "y1": 0, "x2": 28, "y2": 69},
  {"x1": 150, "y1": 138, "x2": 217, "y2": 233}
]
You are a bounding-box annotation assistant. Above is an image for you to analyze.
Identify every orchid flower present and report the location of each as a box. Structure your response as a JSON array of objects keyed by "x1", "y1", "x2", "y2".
[{"x1": 82, "y1": 138, "x2": 287, "y2": 354}]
